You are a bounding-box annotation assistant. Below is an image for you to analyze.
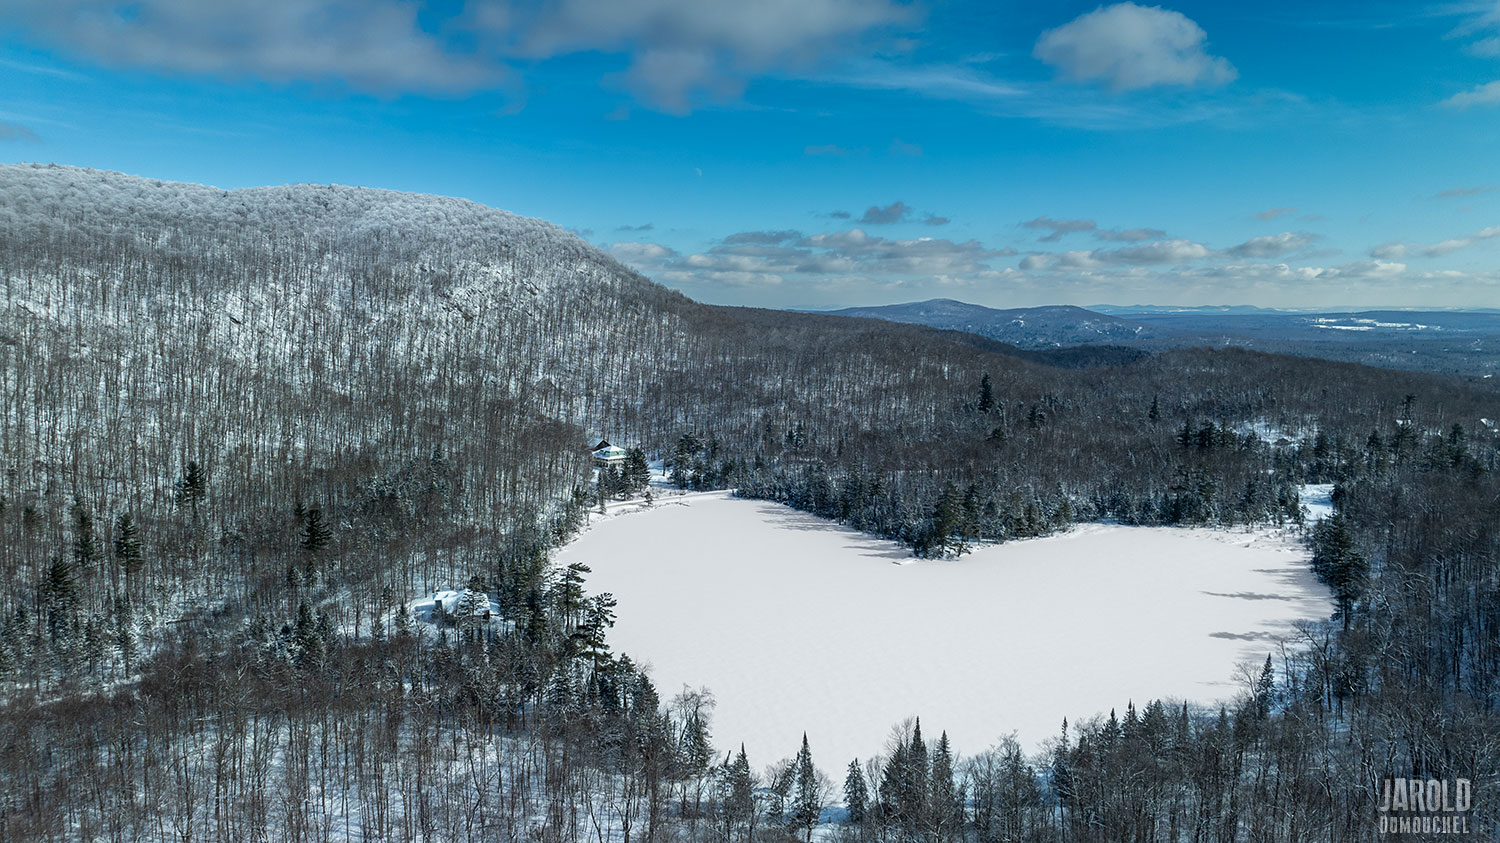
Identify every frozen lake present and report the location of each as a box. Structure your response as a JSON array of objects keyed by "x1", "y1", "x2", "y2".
[{"x1": 561, "y1": 491, "x2": 1332, "y2": 770}]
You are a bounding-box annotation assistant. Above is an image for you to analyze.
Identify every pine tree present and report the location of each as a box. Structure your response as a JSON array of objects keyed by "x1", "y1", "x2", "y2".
[
  {"x1": 791, "y1": 733, "x2": 822, "y2": 841},
  {"x1": 844, "y1": 759, "x2": 868, "y2": 824},
  {"x1": 394, "y1": 602, "x2": 416, "y2": 639},
  {"x1": 930, "y1": 731, "x2": 961, "y2": 837},
  {"x1": 1311, "y1": 512, "x2": 1367, "y2": 629},
  {"x1": 573, "y1": 592, "x2": 617, "y2": 675},
  {"x1": 1148, "y1": 393, "x2": 1161, "y2": 422},
  {"x1": 553, "y1": 562, "x2": 590, "y2": 630},
  {"x1": 930, "y1": 483, "x2": 965, "y2": 558},
  {"x1": 907, "y1": 719, "x2": 929, "y2": 828},
  {"x1": 977, "y1": 373, "x2": 995, "y2": 414},
  {"x1": 725, "y1": 745, "x2": 755, "y2": 834},
  {"x1": 70, "y1": 502, "x2": 98, "y2": 573},
  {"x1": 1256, "y1": 653, "x2": 1276, "y2": 718},
  {"x1": 113, "y1": 513, "x2": 142, "y2": 577},
  {"x1": 624, "y1": 447, "x2": 651, "y2": 493},
  {"x1": 294, "y1": 600, "x2": 319, "y2": 662},
  {"x1": 174, "y1": 460, "x2": 207, "y2": 519},
  {"x1": 43, "y1": 555, "x2": 78, "y2": 647},
  {"x1": 301, "y1": 504, "x2": 332, "y2": 554}
]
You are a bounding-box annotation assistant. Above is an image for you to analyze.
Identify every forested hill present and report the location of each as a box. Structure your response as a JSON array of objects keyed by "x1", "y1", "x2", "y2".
[
  {"x1": 820, "y1": 298, "x2": 1159, "y2": 348},
  {"x1": 4, "y1": 164, "x2": 1500, "y2": 840}
]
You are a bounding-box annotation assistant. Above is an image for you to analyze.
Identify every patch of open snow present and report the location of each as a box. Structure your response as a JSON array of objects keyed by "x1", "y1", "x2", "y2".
[
  {"x1": 560, "y1": 492, "x2": 1333, "y2": 770},
  {"x1": 1298, "y1": 483, "x2": 1335, "y2": 523}
]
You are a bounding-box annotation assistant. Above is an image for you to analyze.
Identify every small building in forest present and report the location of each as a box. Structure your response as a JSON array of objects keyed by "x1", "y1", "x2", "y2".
[
  {"x1": 591, "y1": 440, "x2": 629, "y2": 466},
  {"x1": 431, "y1": 588, "x2": 495, "y2": 628}
]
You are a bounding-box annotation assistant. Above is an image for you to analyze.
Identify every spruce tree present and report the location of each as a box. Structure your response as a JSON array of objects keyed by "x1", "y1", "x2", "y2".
[
  {"x1": 113, "y1": 513, "x2": 142, "y2": 577},
  {"x1": 71, "y1": 502, "x2": 98, "y2": 571},
  {"x1": 907, "y1": 720, "x2": 928, "y2": 828},
  {"x1": 977, "y1": 373, "x2": 995, "y2": 414},
  {"x1": 174, "y1": 460, "x2": 206, "y2": 519},
  {"x1": 930, "y1": 731, "x2": 961, "y2": 837},
  {"x1": 726, "y1": 745, "x2": 755, "y2": 834},
  {"x1": 624, "y1": 447, "x2": 651, "y2": 493},
  {"x1": 301, "y1": 504, "x2": 332, "y2": 554},
  {"x1": 1256, "y1": 653, "x2": 1276, "y2": 718},
  {"x1": 1312, "y1": 512, "x2": 1367, "y2": 629},
  {"x1": 844, "y1": 759, "x2": 868, "y2": 824},
  {"x1": 791, "y1": 733, "x2": 822, "y2": 841}
]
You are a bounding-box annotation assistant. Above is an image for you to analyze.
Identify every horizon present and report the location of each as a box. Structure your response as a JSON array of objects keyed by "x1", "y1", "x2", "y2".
[{"x1": 4, "y1": 1, "x2": 1499, "y2": 310}]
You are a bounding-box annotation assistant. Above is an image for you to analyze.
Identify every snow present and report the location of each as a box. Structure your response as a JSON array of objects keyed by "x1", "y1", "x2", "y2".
[
  {"x1": 1298, "y1": 483, "x2": 1336, "y2": 522},
  {"x1": 393, "y1": 589, "x2": 505, "y2": 632},
  {"x1": 559, "y1": 492, "x2": 1334, "y2": 770}
]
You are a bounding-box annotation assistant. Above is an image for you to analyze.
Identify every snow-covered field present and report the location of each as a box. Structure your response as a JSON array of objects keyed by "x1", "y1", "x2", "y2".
[{"x1": 561, "y1": 492, "x2": 1333, "y2": 771}]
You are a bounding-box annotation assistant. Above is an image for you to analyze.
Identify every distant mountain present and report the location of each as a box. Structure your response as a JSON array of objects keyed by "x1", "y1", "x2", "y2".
[
  {"x1": 820, "y1": 299, "x2": 1159, "y2": 348},
  {"x1": 817, "y1": 298, "x2": 1500, "y2": 377}
]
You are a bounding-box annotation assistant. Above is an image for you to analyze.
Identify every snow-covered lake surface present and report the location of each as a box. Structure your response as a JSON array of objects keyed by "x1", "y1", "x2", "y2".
[
  {"x1": 1299, "y1": 483, "x2": 1336, "y2": 522},
  {"x1": 561, "y1": 491, "x2": 1332, "y2": 770}
]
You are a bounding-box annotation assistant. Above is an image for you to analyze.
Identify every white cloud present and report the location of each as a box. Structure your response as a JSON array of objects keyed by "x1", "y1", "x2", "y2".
[
  {"x1": 1, "y1": 0, "x2": 913, "y2": 109},
  {"x1": 1027, "y1": 231, "x2": 1315, "y2": 269},
  {"x1": 609, "y1": 241, "x2": 679, "y2": 263},
  {"x1": 1096, "y1": 238, "x2": 1215, "y2": 264},
  {"x1": 1369, "y1": 227, "x2": 1500, "y2": 260},
  {"x1": 1254, "y1": 207, "x2": 1297, "y2": 221},
  {"x1": 1033, "y1": 2, "x2": 1237, "y2": 91},
  {"x1": 1225, "y1": 231, "x2": 1317, "y2": 258},
  {"x1": 1094, "y1": 227, "x2": 1166, "y2": 242},
  {"x1": 1421, "y1": 226, "x2": 1500, "y2": 257},
  {"x1": 1021, "y1": 216, "x2": 1097, "y2": 242},
  {"x1": 1442, "y1": 80, "x2": 1500, "y2": 108},
  {"x1": 505, "y1": 0, "x2": 914, "y2": 111},
  {"x1": 0, "y1": 121, "x2": 41, "y2": 142},
  {"x1": 0, "y1": 0, "x2": 501, "y2": 94},
  {"x1": 1433, "y1": 185, "x2": 1499, "y2": 199},
  {"x1": 1468, "y1": 36, "x2": 1500, "y2": 57},
  {"x1": 860, "y1": 201, "x2": 910, "y2": 224},
  {"x1": 610, "y1": 227, "x2": 1016, "y2": 291}
]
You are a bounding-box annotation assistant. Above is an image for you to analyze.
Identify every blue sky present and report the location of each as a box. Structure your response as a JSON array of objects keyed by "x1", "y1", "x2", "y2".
[{"x1": 3, "y1": 0, "x2": 1499, "y2": 309}]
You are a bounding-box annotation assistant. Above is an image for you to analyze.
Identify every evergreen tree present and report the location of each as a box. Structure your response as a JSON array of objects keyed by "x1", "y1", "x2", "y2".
[
  {"x1": 174, "y1": 460, "x2": 206, "y2": 519},
  {"x1": 553, "y1": 561, "x2": 590, "y2": 630},
  {"x1": 573, "y1": 592, "x2": 617, "y2": 675},
  {"x1": 844, "y1": 759, "x2": 868, "y2": 824},
  {"x1": 929, "y1": 483, "x2": 967, "y2": 558},
  {"x1": 301, "y1": 504, "x2": 332, "y2": 554},
  {"x1": 907, "y1": 719, "x2": 929, "y2": 828},
  {"x1": 624, "y1": 447, "x2": 651, "y2": 493},
  {"x1": 1148, "y1": 393, "x2": 1161, "y2": 422},
  {"x1": 394, "y1": 602, "x2": 416, "y2": 639},
  {"x1": 71, "y1": 501, "x2": 98, "y2": 570},
  {"x1": 113, "y1": 513, "x2": 142, "y2": 577},
  {"x1": 977, "y1": 373, "x2": 995, "y2": 414},
  {"x1": 725, "y1": 745, "x2": 755, "y2": 835},
  {"x1": 1311, "y1": 512, "x2": 1368, "y2": 629},
  {"x1": 43, "y1": 555, "x2": 78, "y2": 647},
  {"x1": 930, "y1": 731, "x2": 961, "y2": 837},
  {"x1": 294, "y1": 600, "x2": 319, "y2": 662},
  {"x1": 791, "y1": 733, "x2": 822, "y2": 841},
  {"x1": 1256, "y1": 653, "x2": 1276, "y2": 718}
]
